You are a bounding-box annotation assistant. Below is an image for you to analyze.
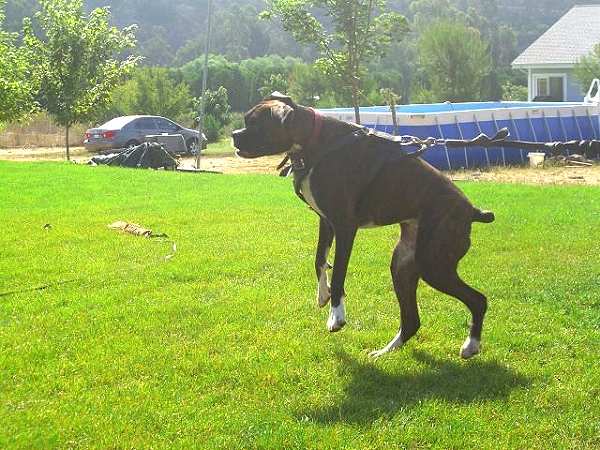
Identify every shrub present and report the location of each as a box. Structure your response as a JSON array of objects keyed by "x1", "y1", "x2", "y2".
[
  {"x1": 202, "y1": 114, "x2": 221, "y2": 143},
  {"x1": 194, "y1": 86, "x2": 232, "y2": 142}
]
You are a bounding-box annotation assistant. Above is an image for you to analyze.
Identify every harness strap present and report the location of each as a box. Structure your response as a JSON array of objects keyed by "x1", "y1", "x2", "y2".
[
  {"x1": 279, "y1": 121, "x2": 435, "y2": 207},
  {"x1": 291, "y1": 129, "x2": 367, "y2": 205}
]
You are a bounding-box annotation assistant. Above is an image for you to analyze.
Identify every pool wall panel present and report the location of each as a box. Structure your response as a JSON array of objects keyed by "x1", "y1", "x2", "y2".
[{"x1": 319, "y1": 103, "x2": 600, "y2": 170}]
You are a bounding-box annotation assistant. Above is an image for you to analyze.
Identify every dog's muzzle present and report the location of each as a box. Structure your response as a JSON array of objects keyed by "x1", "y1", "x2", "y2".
[
  {"x1": 232, "y1": 128, "x2": 287, "y2": 158},
  {"x1": 231, "y1": 128, "x2": 261, "y2": 158}
]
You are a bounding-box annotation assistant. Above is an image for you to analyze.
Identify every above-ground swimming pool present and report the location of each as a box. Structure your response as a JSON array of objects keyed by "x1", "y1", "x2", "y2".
[{"x1": 319, "y1": 101, "x2": 600, "y2": 170}]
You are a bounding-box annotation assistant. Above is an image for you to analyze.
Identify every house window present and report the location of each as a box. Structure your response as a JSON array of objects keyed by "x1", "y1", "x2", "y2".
[{"x1": 533, "y1": 74, "x2": 565, "y2": 101}]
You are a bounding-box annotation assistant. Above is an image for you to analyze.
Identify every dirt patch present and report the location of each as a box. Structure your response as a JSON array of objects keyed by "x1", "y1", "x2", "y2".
[
  {"x1": 183, "y1": 154, "x2": 600, "y2": 185},
  {"x1": 449, "y1": 165, "x2": 600, "y2": 186},
  {"x1": 179, "y1": 154, "x2": 283, "y2": 174},
  {"x1": 2, "y1": 146, "x2": 600, "y2": 185},
  {"x1": 0, "y1": 146, "x2": 91, "y2": 162}
]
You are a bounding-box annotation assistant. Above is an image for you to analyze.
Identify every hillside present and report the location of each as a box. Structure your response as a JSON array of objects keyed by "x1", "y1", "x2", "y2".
[{"x1": 5, "y1": 0, "x2": 600, "y2": 66}]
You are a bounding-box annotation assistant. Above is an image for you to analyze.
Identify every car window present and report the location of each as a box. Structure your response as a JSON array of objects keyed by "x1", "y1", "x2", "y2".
[
  {"x1": 154, "y1": 118, "x2": 179, "y2": 132},
  {"x1": 139, "y1": 117, "x2": 161, "y2": 130},
  {"x1": 100, "y1": 116, "x2": 135, "y2": 129}
]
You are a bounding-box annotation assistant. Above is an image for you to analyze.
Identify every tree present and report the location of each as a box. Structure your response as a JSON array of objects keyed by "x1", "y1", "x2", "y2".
[
  {"x1": 574, "y1": 44, "x2": 600, "y2": 95},
  {"x1": 193, "y1": 86, "x2": 231, "y2": 142},
  {"x1": 287, "y1": 63, "x2": 331, "y2": 107},
  {"x1": 418, "y1": 21, "x2": 491, "y2": 102},
  {"x1": 501, "y1": 81, "x2": 527, "y2": 101},
  {"x1": 0, "y1": 0, "x2": 36, "y2": 125},
  {"x1": 262, "y1": 0, "x2": 408, "y2": 123},
  {"x1": 177, "y1": 54, "x2": 301, "y2": 112},
  {"x1": 106, "y1": 67, "x2": 193, "y2": 123},
  {"x1": 380, "y1": 88, "x2": 400, "y2": 134},
  {"x1": 24, "y1": 0, "x2": 139, "y2": 160},
  {"x1": 258, "y1": 73, "x2": 289, "y2": 98}
]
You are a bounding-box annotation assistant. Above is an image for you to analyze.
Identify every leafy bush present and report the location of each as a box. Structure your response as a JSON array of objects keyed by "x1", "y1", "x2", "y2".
[
  {"x1": 103, "y1": 67, "x2": 192, "y2": 124},
  {"x1": 418, "y1": 21, "x2": 491, "y2": 102},
  {"x1": 222, "y1": 111, "x2": 244, "y2": 138},
  {"x1": 573, "y1": 44, "x2": 600, "y2": 94},
  {"x1": 501, "y1": 82, "x2": 528, "y2": 101},
  {"x1": 202, "y1": 114, "x2": 222, "y2": 143},
  {"x1": 194, "y1": 86, "x2": 232, "y2": 142}
]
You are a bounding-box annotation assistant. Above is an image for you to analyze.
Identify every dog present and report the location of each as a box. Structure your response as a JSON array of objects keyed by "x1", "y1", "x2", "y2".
[{"x1": 232, "y1": 93, "x2": 495, "y2": 359}]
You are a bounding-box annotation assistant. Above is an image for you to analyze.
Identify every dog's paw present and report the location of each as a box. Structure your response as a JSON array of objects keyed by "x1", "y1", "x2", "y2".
[
  {"x1": 460, "y1": 337, "x2": 480, "y2": 359},
  {"x1": 326, "y1": 303, "x2": 346, "y2": 332},
  {"x1": 369, "y1": 331, "x2": 404, "y2": 358},
  {"x1": 369, "y1": 344, "x2": 401, "y2": 359},
  {"x1": 369, "y1": 348, "x2": 390, "y2": 359}
]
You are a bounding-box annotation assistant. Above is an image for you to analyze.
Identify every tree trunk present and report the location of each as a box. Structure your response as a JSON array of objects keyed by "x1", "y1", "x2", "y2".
[
  {"x1": 352, "y1": 83, "x2": 361, "y2": 125},
  {"x1": 350, "y1": 73, "x2": 361, "y2": 124},
  {"x1": 65, "y1": 124, "x2": 70, "y2": 161}
]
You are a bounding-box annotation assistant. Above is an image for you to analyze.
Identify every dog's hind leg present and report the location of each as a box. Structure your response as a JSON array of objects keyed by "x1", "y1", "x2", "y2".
[
  {"x1": 327, "y1": 225, "x2": 357, "y2": 332},
  {"x1": 370, "y1": 221, "x2": 420, "y2": 358},
  {"x1": 417, "y1": 214, "x2": 488, "y2": 359},
  {"x1": 315, "y1": 217, "x2": 334, "y2": 308}
]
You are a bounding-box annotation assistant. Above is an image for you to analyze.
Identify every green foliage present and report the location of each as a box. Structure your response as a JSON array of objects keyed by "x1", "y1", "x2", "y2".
[
  {"x1": 258, "y1": 73, "x2": 289, "y2": 98},
  {"x1": 418, "y1": 21, "x2": 491, "y2": 102},
  {"x1": 287, "y1": 63, "x2": 332, "y2": 107},
  {"x1": 502, "y1": 81, "x2": 528, "y2": 101},
  {"x1": 194, "y1": 86, "x2": 231, "y2": 143},
  {"x1": 23, "y1": 0, "x2": 139, "y2": 156},
  {"x1": 0, "y1": 0, "x2": 37, "y2": 125},
  {"x1": 573, "y1": 44, "x2": 600, "y2": 95},
  {"x1": 263, "y1": 0, "x2": 409, "y2": 122},
  {"x1": 174, "y1": 3, "x2": 273, "y2": 65},
  {"x1": 178, "y1": 54, "x2": 301, "y2": 112},
  {"x1": 106, "y1": 67, "x2": 193, "y2": 124},
  {"x1": 201, "y1": 114, "x2": 220, "y2": 143},
  {"x1": 1, "y1": 0, "x2": 588, "y2": 106}
]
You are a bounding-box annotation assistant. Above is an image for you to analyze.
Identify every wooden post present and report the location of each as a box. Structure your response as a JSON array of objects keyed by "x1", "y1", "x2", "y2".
[
  {"x1": 65, "y1": 124, "x2": 70, "y2": 161},
  {"x1": 195, "y1": 0, "x2": 213, "y2": 169}
]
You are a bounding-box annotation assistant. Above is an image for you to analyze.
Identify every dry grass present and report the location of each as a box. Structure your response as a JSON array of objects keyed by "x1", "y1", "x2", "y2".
[
  {"x1": 449, "y1": 164, "x2": 600, "y2": 186},
  {"x1": 1, "y1": 132, "x2": 599, "y2": 186},
  {"x1": 0, "y1": 112, "x2": 88, "y2": 148}
]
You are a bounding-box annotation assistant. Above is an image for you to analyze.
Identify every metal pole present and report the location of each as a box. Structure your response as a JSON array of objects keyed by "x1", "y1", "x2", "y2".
[{"x1": 196, "y1": 0, "x2": 213, "y2": 169}]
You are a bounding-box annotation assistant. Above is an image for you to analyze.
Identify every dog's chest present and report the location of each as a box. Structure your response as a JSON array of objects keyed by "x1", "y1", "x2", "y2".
[{"x1": 299, "y1": 170, "x2": 325, "y2": 216}]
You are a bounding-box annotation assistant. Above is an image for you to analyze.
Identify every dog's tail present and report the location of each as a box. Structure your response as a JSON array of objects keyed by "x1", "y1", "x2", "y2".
[{"x1": 472, "y1": 208, "x2": 495, "y2": 223}]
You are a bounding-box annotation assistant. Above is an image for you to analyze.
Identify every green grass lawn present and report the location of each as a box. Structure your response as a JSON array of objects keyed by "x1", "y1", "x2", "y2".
[
  {"x1": 204, "y1": 137, "x2": 235, "y2": 156},
  {"x1": 1, "y1": 161, "x2": 599, "y2": 449}
]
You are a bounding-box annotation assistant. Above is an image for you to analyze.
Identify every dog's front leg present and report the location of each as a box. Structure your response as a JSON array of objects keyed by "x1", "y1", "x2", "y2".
[
  {"x1": 315, "y1": 217, "x2": 334, "y2": 308},
  {"x1": 327, "y1": 225, "x2": 357, "y2": 332}
]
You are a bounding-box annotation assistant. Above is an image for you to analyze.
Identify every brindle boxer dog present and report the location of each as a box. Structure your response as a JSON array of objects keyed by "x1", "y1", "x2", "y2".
[{"x1": 232, "y1": 93, "x2": 495, "y2": 359}]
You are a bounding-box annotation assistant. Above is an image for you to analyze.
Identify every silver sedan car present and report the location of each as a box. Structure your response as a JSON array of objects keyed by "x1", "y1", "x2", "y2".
[{"x1": 84, "y1": 115, "x2": 206, "y2": 154}]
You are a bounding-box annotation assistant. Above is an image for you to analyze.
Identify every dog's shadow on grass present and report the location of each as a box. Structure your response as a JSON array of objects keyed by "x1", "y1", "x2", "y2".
[{"x1": 298, "y1": 349, "x2": 531, "y2": 425}]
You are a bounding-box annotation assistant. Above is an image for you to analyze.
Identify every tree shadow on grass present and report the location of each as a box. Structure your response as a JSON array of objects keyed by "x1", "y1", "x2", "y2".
[{"x1": 298, "y1": 350, "x2": 531, "y2": 425}]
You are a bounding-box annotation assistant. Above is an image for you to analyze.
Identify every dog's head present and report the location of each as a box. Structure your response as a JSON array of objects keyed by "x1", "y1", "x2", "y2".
[{"x1": 232, "y1": 92, "x2": 298, "y2": 158}]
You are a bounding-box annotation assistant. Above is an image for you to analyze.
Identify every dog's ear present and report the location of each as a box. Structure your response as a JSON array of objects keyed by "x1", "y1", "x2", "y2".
[
  {"x1": 270, "y1": 102, "x2": 295, "y2": 127},
  {"x1": 265, "y1": 91, "x2": 296, "y2": 108}
]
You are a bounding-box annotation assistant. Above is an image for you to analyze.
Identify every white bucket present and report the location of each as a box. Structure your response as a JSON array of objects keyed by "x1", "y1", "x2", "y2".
[{"x1": 528, "y1": 152, "x2": 545, "y2": 167}]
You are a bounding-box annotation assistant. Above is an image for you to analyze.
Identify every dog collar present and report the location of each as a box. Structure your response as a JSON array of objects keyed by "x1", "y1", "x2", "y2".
[{"x1": 306, "y1": 107, "x2": 323, "y2": 148}]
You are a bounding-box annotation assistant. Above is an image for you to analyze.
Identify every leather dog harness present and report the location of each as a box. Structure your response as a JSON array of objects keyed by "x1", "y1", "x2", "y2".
[{"x1": 277, "y1": 108, "x2": 429, "y2": 206}]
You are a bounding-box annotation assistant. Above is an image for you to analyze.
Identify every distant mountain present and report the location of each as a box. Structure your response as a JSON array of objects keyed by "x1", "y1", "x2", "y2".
[{"x1": 5, "y1": 0, "x2": 600, "y2": 66}]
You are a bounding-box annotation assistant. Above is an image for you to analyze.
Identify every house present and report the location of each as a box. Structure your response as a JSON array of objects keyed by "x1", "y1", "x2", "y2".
[{"x1": 512, "y1": 5, "x2": 600, "y2": 102}]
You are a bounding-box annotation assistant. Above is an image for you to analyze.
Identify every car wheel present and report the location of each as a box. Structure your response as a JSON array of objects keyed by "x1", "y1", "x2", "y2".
[
  {"x1": 126, "y1": 139, "x2": 140, "y2": 148},
  {"x1": 186, "y1": 138, "x2": 199, "y2": 155}
]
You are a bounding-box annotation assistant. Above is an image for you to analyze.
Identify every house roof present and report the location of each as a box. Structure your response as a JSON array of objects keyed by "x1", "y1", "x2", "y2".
[{"x1": 512, "y1": 5, "x2": 600, "y2": 67}]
